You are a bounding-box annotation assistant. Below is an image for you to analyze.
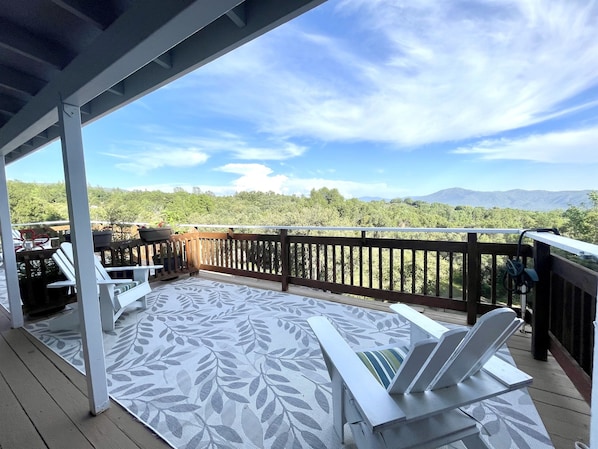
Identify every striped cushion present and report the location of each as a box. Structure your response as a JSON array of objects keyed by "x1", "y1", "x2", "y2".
[
  {"x1": 114, "y1": 281, "x2": 139, "y2": 295},
  {"x1": 357, "y1": 346, "x2": 407, "y2": 388}
]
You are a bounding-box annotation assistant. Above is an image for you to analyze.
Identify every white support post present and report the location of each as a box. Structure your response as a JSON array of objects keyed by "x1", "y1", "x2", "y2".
[
  {"x1": 0, "y1": 156, "x2": 24, "y2": 328},
  {"x1": 58, "y1": 99, "x2": 109, "y2": 415}
]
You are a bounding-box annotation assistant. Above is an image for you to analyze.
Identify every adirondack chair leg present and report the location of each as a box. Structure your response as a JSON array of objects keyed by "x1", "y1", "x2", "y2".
[
  {"x1": 139, "y1": 295, "x2": 147, "y2": 310},
  {"x1": 330, "y1": 365, "x2": 346, "y2": 444},
  {"x1": 98, "y1": 289, "x2": 116, "y2": 332},
  {"x1": 350, "y1": 421, "x2": 384, "y2": 449}
]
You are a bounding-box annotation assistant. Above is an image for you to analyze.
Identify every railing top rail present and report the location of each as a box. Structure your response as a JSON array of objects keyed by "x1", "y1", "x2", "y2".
[
  {"x1": 180, "y1": 224, "x2": 524, "y2": 235},
  {"x1": 12, "y1": 220, "x2": 147, "y2": 227},
  {"x1": 526, "y1": 231, "x2": 598, "y2": 261}
]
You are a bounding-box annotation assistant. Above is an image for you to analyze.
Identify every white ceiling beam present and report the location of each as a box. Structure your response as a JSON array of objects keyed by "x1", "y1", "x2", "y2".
[
  {"x1": 85, "y1": 0, "x2": 327, "y2": 123},
  {"x1": 0, "y1": 0, "x2": 242, "y2": 155},
  {"x1": 0, "y1": 18, "x2": 68, "y2": 69},
  {"x1": 51, "y1": 0, "x2": 115, "y2": 30},
  {"x1": 152, "y1": 52, "x2": 172, "y2": 69},
  {"x1": 1, "y1": 0, "x2": 327, "y2": 162},
  {"x1": 107, "y1": 81, "x2": 125, "y2": 96},
  {"x1": 0, "y1": 96, "x2": 25, "y2": 116},
  {"x1": 227, "y1": 4, "x2": 247, "y2": 28},
  {"x1": 0, "y1": 65, "x2": 46, "y2": 98}
]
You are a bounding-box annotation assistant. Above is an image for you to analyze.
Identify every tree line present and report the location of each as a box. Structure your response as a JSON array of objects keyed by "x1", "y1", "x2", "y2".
[{"x1": 6, "y1": 180, "x2": 598, "y2": 244}]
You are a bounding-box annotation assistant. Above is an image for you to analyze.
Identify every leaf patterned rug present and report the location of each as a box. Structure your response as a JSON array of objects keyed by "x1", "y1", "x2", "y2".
[{"x1": 3, "y1": 274, "x2": 552, "y2": 449}]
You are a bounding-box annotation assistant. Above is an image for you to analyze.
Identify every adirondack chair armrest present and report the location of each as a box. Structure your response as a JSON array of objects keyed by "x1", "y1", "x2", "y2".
[
  {"x1": 390, "y1": 304, "x2": 450, "y2": 341},
  {"x1": 482, "y1": 354, "x2": 532, "y2": 389},
  {"x1": 47, "y1": 280, "x2": 76, "y2": 289},
  {"x1": 307, "y1": 316, "x2": 407, "y2": 431},
  {"x1": 103, "y1": 265, "x2": 163, "y2": 272},
  {"x1": 104, "y1": 265, "x2": 162, "y2": 282},
  {"x1": 96, "y1": 279, "x2": 137, "y2": 285}
]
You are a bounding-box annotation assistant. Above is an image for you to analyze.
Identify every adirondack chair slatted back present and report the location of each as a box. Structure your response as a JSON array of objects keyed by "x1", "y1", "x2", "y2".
[
  {"x1": 379, "y1": 307, "x2": 523, "y2": 395},
  {"x1": 52, "y1": 247, "x2": 77, "y2": 282},
  {"x1": 459, "y1": 318, "x2": 522, "y2": 383},
  {"x1": 49, "y1": 242, "x2": 153, "y2": 332},
  {"x1": 386, "y1": 339, "x2": 436, "y2": 394},
  {"x1": 403, "y1": 327, "x2": 468, "y2": 394},
  {"x1": 59, "y1": 242, "x2": 112, "y2": 281},
  {"x1": 429, "y1": 308, "x2": 521, "y2": 390}
]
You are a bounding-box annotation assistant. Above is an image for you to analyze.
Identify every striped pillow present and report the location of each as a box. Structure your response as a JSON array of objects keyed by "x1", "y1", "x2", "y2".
[
  {"x1": 357, "y1": 346, "x2": 407, "y2": 388},
  {"x1": 114, "y1": 281, "x2": 139, "y2": 295}
]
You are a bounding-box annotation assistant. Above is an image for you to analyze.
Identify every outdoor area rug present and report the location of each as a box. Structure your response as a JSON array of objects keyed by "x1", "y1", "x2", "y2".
[{"x1": 1, "y1": 273, "x2": 552, "y2": 449}]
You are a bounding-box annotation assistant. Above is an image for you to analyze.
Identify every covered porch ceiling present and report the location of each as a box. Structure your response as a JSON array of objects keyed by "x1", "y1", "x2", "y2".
[
  {"x1": 0, "y1": 0, "x2": 326, "y2": 163},
  {"x1": 0, "y1": 0, "x2": 328, "y2": 417}
]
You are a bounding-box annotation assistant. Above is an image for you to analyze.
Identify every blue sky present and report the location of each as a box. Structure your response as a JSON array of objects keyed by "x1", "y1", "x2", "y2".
[{"x1": 7, "y1": 0, "x2": 598, "y2": 199}]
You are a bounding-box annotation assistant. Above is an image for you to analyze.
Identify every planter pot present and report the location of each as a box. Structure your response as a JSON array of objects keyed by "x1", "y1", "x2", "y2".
[
  {"x1": 93, "y1": 230, "x2": 113, "y2": 250},
  {"x1": 19, "y1": 277, "x2": 76, "y2": 317},
  {"x1": 64, "y1": 230, "x2": 113, "y2": 250},
  {"x1": 139, "y1": 226, "x2": 172, "y2": 243},
  {"x1": 153, "y1": 254, "x2": 182, "y2": 271}
]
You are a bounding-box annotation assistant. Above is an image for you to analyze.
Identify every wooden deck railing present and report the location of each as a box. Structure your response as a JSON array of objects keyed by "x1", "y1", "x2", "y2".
[
  {"x1": 97, "y1": 234, "x2": 197, "y2": 281},
  {"x1": 158, "y1": 229, "x2": 534, "y2": 318},
  {"x1": 532, "y1": 239, "x2": 598, "y2": 403},
  {"x1": 23, "y1": 227, "x2": 596, "y2": 403}
]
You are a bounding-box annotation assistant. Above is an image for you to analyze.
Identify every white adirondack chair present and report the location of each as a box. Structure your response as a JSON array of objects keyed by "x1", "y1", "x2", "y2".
[
  {"x1": 48, "y1": 242, "x2": 161, "y2": 332},
  {"x1": 307, "y1": 304, "x2": 532, "y2": 449}
]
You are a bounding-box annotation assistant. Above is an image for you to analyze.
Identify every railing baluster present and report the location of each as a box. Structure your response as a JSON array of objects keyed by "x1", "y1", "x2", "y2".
[
  {"x1": 423, "y1": 250, "x2": 428, "y2": 295},
  {"x1": 411, "y1": 249, "x2": 416, "y2": 294},
  {"x1": 368, "y1": 245, "x2": 373, "y2": 289},
  {"x1": 435, "y1": 251, "x2": 440, "y2": 297},
  {"x1": 332, "y1": 244, "x2": 336, "y2": 284},
  {"x1": 359, "y1": 245, "x2": 363, "y2": 287},
  {"x1": 400, "y1": 248, "x2": 405, "y2": 292},
  {"x1": 378, "y1": 247, "x2": 383, "y2": 290},
  {"x1": 342, "y1": 245, "x2": 346, "y2": 285}
]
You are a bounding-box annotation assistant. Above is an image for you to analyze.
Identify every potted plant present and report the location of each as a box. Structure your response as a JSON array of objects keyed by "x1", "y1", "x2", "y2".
[
  {"x1": 138, "y1": 222, "x2": 172, "y2": 243},
  {"x1": 16, "y1": 249, "x2": 76, "y2": 316},
  {"x1": 93, "y1": 228, "x2": 113, "y2": 250},
  {"x1": 63, "y1": 228, "x2": 113, "y2": 250}
]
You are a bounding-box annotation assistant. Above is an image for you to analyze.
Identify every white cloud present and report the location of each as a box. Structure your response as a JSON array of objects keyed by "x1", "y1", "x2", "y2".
[
  {"x1": 453, "y1": 126, "x2": 598, "y2": 164},
  {"x1": 107, "y1": 147, "x2": 209, "y2": 173},
  {"x1": 213, "y1": 163, "x2": 404, "y2": 198},
  {"x1": 123, "y1": 159, "x2": 407, "y2": 199},
  {"x1": 175, "y1": 0, "x2": 598, "y2": 151},
  {"x1": 104, "y1": 132, "x2": 306, "y2": 174},
  {"x1": 217, "y1": 163, "x2": 288, "y2": 193}
]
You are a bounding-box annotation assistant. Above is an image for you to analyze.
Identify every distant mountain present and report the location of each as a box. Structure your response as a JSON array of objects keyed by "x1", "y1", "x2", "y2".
[{"x1": 408, "y1": 188, "x2": 593, "y2": 211}]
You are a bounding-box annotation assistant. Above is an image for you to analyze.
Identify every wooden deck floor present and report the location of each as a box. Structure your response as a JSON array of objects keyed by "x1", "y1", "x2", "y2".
[
  {"x1": 202, "y1": 272, "x2": 593, "y2": 449},
  {"x1": 0, "y1": 272, "x2": 592, "y2": 449},
  {"x1": 0, "y1": 307, "x2": 172, "y2": 449}
]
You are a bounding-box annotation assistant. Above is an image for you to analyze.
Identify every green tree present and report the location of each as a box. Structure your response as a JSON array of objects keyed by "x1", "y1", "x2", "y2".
[{"x1": 563, "y1": 191, "x2": 598, "y2": 244}]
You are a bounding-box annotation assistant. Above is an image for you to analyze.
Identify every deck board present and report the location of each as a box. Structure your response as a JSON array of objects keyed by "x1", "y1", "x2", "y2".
[
  {"x1": 21, "y1": 329, "x2": 174, "y2": 449},
  {"x1": 0, "y1": 273, "x2": 593, "y2": 449},
  {"x1": 0, "y1": 365, "x2": 47, "y2": 449},
  {"x1": 0, "y1": 329, "x2": 94, "y2": 449},
  {"x1": 0, "y1": 305, "x2": 172, "y2": 449},
  {"x1": 2, "y1": 329, "x2": 141, "y2": 449}
]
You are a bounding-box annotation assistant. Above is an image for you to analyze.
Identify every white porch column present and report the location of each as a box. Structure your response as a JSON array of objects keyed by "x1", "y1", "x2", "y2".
[
  {"x1": 58, "y1": 99, "x2": 109, "y2": 415},
  {"x1": 0, "y1": 156, "x2": 24, "y2": 328}
]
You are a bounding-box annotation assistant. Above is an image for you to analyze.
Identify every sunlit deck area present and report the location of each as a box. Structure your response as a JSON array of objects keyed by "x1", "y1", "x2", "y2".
[{"x1": 0, "y1": 270, "x2": 590, "y2": 449}]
